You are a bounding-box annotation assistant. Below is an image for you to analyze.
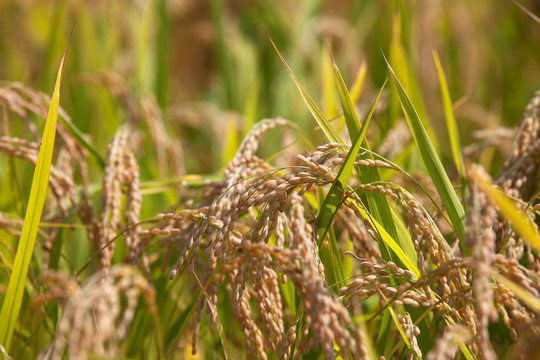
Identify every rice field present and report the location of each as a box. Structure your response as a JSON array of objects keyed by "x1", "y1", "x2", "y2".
[{"x1": 1, "y1": 1, "x2": 540, "y2": 359}]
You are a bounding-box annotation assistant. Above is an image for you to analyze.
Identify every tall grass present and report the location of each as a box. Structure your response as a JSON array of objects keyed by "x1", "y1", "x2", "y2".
[{"x1": 1, "y1": 1, "x2": 540, "y2": 359}]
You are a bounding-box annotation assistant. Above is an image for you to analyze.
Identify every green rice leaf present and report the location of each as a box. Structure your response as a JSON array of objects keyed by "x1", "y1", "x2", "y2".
[
  {"x1": 318, "y1": 219, "x2": 345, "y2": 288},
  {"x1": 265, "y1": 28, "x2": 342, "y2": 144},
  {"x1": 317, "y1": 80, "x2": 387, "y2": 246},
  {"x1": 322, "y1": 49, "x2": 337, "y2": 118},
  {"x1": 328, "y1": 43, "x2": 362, "y2": 140},
  {"x1": 432, "y1": 50, "x2": 464, "y2": 180},
  {"x1": 349, "y1": 59, "x2": 367, "y2": 105},
  {"x1": 57, "y1": 114, "x2": 105, "y2": 168},
  {"x1": 384, "y1": 55, "x2": 466, "y2": 250},
  {"x1": 389, "y1": 12, "x2": 430, "y2": 134},
  {"x1": 350, "y1": 204, "x2": 420, "y2": 278},
  {"x1": 0, "y1": 35, "x2": 70, "y2": 350}
]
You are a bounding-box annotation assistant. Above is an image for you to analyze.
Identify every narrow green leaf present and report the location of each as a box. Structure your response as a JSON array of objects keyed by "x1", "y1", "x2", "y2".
[
  {"x1": 322, "y1": 49, "x2": 337, "y2": 118},
  {"x1": 432, "y1": 50, "x2": 464, "y2": 179},
  {"x1": 318, "y1": 219, "x2": 345, "y2": 288},
  {"x1": 389, "y1": 12, "x2": 430, "y2": 135},
  {"x1": 349, "y1": 205, "x2": 420, "y2": 278},
  {"x1": 212, "y1": 0, "x2": 235, "y2": 109},
  {"x1": 384, "y1": 55, "x2": 466, "y2": 250},
  {"x1": 58, "y1": 114, "x2": 105, "y2": 168},
  {"x1": 328, "y1": 43, "x2": 362, "y2": 140},
  {"x1": 265, "y1": 28, "x2": 342, "y2": 144},
  {"x1": 317, "y1": 80, "x2": 387, "y2": 245},
  {"x1": 326, "y1": 49, "x2": 417, "y2": 269},
  {"x1": 349, "y1": 59, "x2": 367, "y2": 105},
  {"x1": 0, "y1": 35, "x2": 71, "y2": 350}
]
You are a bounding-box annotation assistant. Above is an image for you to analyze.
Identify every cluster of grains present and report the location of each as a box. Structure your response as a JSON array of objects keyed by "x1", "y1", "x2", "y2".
[
  {"x1": 338, "y1": 178, "x2": 478, "y2": 339},
  {"x1": 465, "y1": 164, "x2": 498, "y2": 360},
  {"x1": 32, "y1": 271, "x2": 79, "y2": 307},
  {"x1": 97, "y1": 125, "x2": 144, "y2": 270},
  {"x1": 4, "y1": 72, "x2": 540, "y2": 359},
  {"x1": 41, "y1": 265, "x2": 155, "y2": 360},
  {"x1": 338, "y1": 255, "x2": 462, "y2": 321},
  {"x1": 495, "y1": 90, "x2": 540, "y2": 263},
  {"x1": 162, "y1": 124, "x2": 376, "y2": 358},
  {"x1": 397, "y1": 313, "x2": 421, "y2": 360},
  {"x1": 426, "y1": 324, "x2": 471, "y2": 360},
  {"x1": 166, "y1": 118, "x2": 290, "y2": 357},
  {"x1": 237, "y1": 239, "x2": 368, "y2": 360}
]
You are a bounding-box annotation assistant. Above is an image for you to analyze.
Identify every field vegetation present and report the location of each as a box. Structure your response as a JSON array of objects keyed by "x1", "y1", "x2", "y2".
[{"x1": 1, "y1": 1, "x2": 540, "y2": 359}]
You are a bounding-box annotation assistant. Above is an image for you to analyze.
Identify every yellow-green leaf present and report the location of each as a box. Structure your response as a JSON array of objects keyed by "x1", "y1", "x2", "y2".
[
  {"x1": 0, "y1": 36, "x2": 70, "y2": 350},
  {"x1": 265, "y1": 28, "x2": 342, "y2": 144},
  {"x1": 385, "y1": 55, "x2": 466, "y2": 251},
  {"x1": 432, "y1": 50, "x2": 464, "y2": 180}
]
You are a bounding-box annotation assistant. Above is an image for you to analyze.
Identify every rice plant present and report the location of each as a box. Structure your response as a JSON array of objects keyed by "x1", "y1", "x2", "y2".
[{"x1": 1, "y1": 1, "x2": 540, "y2": 359}]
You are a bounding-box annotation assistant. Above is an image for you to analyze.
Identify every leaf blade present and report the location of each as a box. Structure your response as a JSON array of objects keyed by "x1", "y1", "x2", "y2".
[
  {"x1": 317, "y1": 80, "x2": 387, "y2": 245},
  {"x1": 385, "y1": 55, "x2": 466, "y2": 251},
  {"x1": 432, "y1": 50, "x2": 464, "y2": 180},
  {"x1": 0, "y1": 37, "x2": 70, "y2": 350},
  {"x1": 265, "y1": 28, "x2": 342, "y2": 144}
]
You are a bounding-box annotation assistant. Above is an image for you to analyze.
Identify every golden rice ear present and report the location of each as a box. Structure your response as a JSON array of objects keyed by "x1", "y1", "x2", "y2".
[{"x1": 496, "y1": 91, "x2": 540, "y2": 201}]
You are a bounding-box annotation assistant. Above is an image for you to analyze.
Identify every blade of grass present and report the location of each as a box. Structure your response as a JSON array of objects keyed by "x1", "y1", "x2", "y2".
[
  {"x1": 328, "y1": 46, "x2": 417, "y2": 267},
  {"x1": 317, "y1": 80, "x2": 387, "y2": 245},
  {"x1": 265, "y1": 28, "x2": 342, "y2": 144},
  {"x1": 211, "y1": 0, "x2": 235, "y2": 109},
  {"x1": 322, "y1": 48, "x2": 337, "y2": 118},
  {"x1": 0, "y1": 33, "x2": 71, "y2": 351},
  {"x1": 346, "y1": 204, "x2": 419, "y2": 278},
  {"x1": 317, "y1": 187, "x2": 345, "y2": 288},
  {"x1": 389, "y1": 12, "x2": 430, "y2": 134},
  {"x1": 384, "y1": 54, "x2": 466, "y2": 251},
  {"x1": 223, "y1": 113, "x2": 239, "y2": 165},
  {"x1": 349, "y1": 59, "x2": 367, "y2": 105},
  {"x1": 432, "y1": 50, "x2": 464, "y2": 181},
  {"x1": 328, "y1": 43, "x2": 362, "y2": 140},
  {"x1": 57, "y1": 114, "x2": 105, "y2": 168},
  {"x1": 242, "y1": 78, "x2": 259, "y2": 136},
  {"x1": 41, "y1": 92, "x2": 105, "y2": 167}
]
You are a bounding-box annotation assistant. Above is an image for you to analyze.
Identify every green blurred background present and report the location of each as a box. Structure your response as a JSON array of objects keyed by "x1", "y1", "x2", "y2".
[
  {"x1": 2, "y1": 0, "x2": 539, "y2": 175},
  {"x1": 1, "y1": 1, "x2": 540, "y2": 358}
]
